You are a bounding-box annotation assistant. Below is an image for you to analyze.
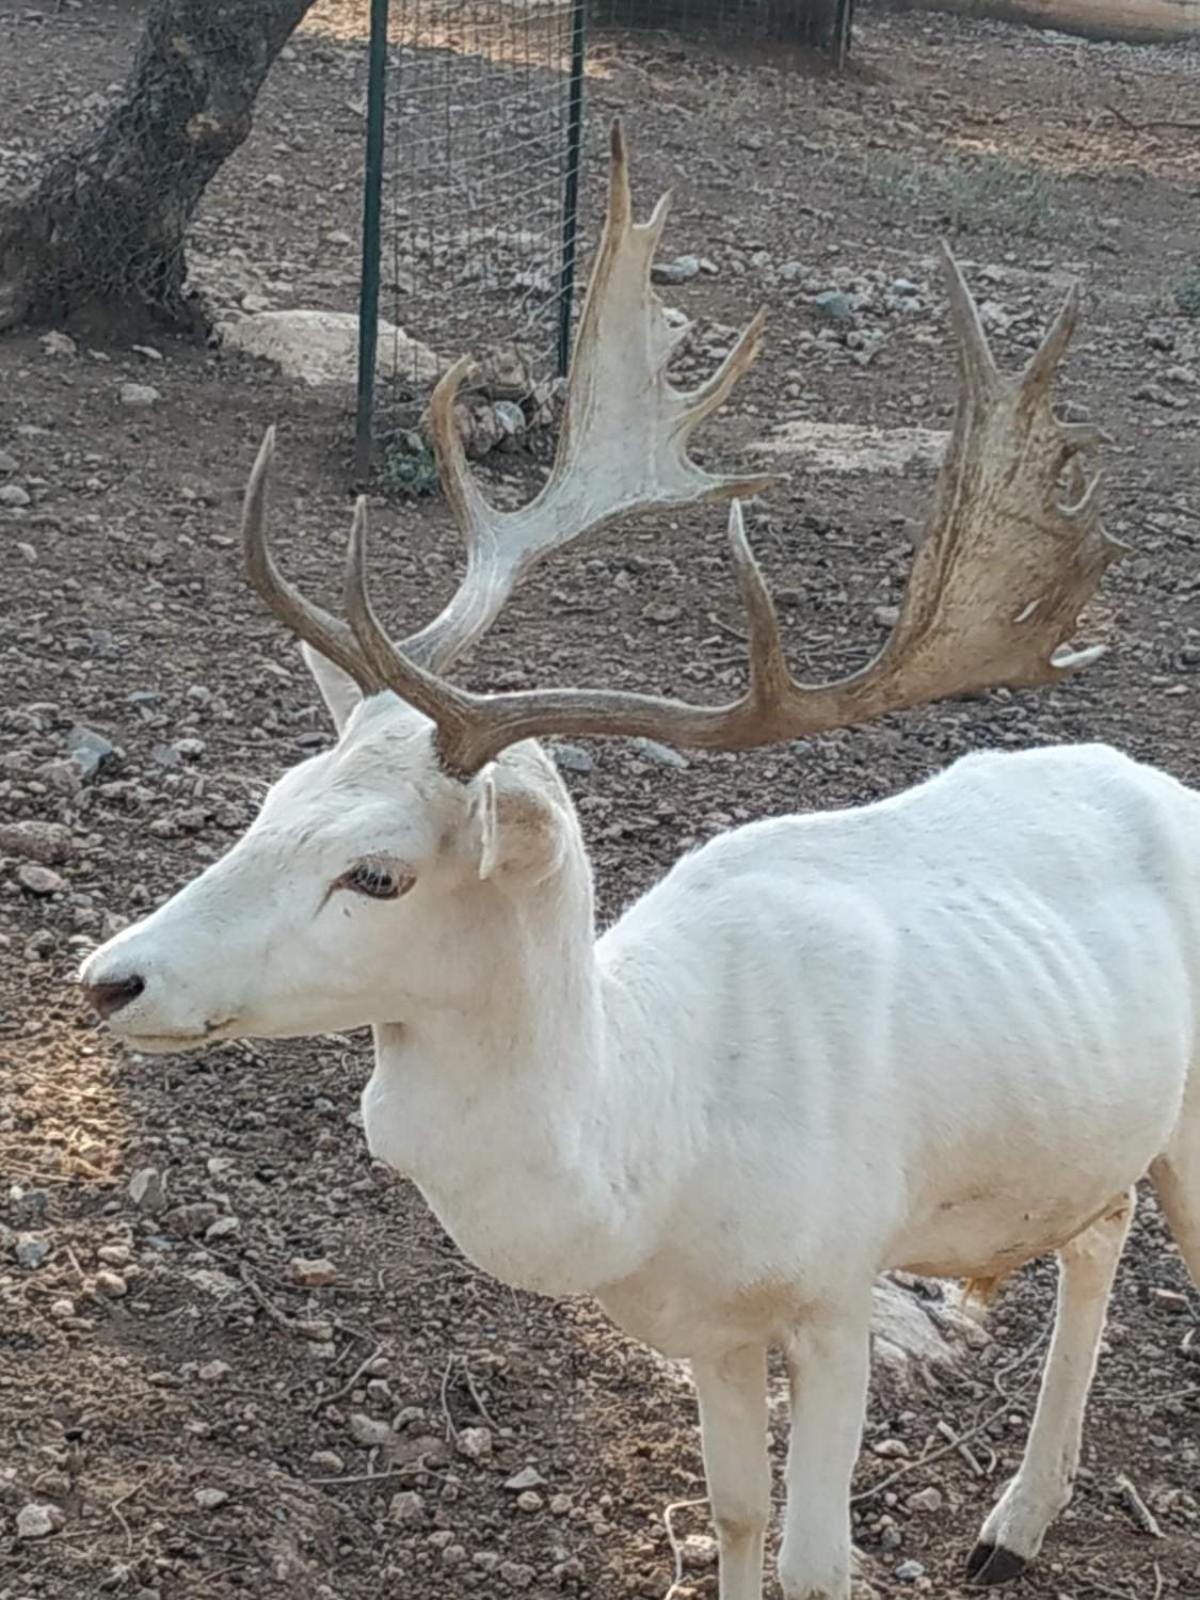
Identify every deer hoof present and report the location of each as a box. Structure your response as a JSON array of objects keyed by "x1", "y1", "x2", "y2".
[{"x1": 966, "y1": 1542, "x2": 1027, "y2": 1587}]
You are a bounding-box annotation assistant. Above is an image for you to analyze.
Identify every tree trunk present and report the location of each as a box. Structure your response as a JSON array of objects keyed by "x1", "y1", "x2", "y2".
[
  {"x1": 0, "y1": 0, "x2": 318, "y2": 337},
  {"x1": 895, "y1": 0, "x2": 1200, "y2": 43}
]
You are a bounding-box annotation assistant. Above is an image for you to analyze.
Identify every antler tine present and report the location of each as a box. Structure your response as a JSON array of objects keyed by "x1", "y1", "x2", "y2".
[
  {"x1": 938, "y1": 243, "x2": 999, "y2": 401},
  {"x1": 343, "y1": 496, "x2": 476, "y2": 739},
  {"x1": 391, "y1": 117, "x2": 773, "y2": 676},
  {"x1": 242, "y1": 428, "x2": 383, "y2": 692}
]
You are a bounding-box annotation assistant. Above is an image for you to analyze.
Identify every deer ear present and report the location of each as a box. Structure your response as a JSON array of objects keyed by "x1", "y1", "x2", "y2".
[
  {"x1": 469, "y1": 767, "x2": 565, "y2": 885},
  {"x1": 301, "y1": 641, "x2": 362, "y2": 734}
]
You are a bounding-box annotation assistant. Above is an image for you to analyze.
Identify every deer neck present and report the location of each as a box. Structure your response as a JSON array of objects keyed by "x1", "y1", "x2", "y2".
[{"x1": 362, "y1": 835, "x2": 661, "y2": 1296}]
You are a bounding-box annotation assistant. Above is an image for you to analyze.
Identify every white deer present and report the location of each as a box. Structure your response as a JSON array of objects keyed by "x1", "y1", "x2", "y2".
[{"x1": 80, "y1": 126, "x2": 1198, "y2": 1600}]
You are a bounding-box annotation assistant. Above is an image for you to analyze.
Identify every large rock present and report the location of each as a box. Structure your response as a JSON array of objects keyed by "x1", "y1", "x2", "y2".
[{"x1": 219, "y1": 309, "x2": 443, "y2": 390}]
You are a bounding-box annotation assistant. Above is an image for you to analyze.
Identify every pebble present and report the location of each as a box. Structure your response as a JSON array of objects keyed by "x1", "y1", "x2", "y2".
[
  {"x1": 204, "y1": 1215, "x2": 240, "y2": 1241},
  {"x1": 874, "y1": 605, "x2": 900, "y2": 629},
  {"x1": 17, "y1": 1502, "x2": 64, "y2": 1538},
  {"x1": 94, "y1": 1268, "x2": 128, "y2": 1298},
  {"x1": 310, "y1": 1450, "x2": 345, "y2": 1474},
  {"x1": 40, "y1": 330, "x2": 77, "y2": 357},
  {"x1": 66, "y1": 724, "x2": 116, "y2": 781},
  {"x1": 289, "y1": 1255, "x2": 337, "y2": 1286},
  {"x1": 456, "y1": 1424, "x2": 493, "y2": 1460},
  {"x1": 680, "y1": 1533, "x2": 718, "y2": 1570},
  {"x1": 631, "y1": 737, "x2": 688, "y2": 770},
  {"x1": 874, "y1": 1437, "x2": 909, "y2": 1458},
  {"x1": 906, "y1": 1486, "x2": 942, "y2": 1513},
  {"x1": 552, "y1": 742, "x2": 594, "y2": 776},
  {"x1": 165, "y1": 1201, "x2": 218, "y2": 1237},
  {"x1": 387, "y1": 1488, "x2": 424, "y2": 1523},
  {"x1": 348, "y1": 1413, "x2": 395, "y2": 1448},
  {"x1": 129, "y1": 1167, "x2": 168, "y2": 1213},
  {"x1": 17, "y1": 863, "x2": 64, "y2": 895},
  {"x1": 119, "y1": 382, "x2": 162, "y2": 407},
  {"x1": 814, "y1": 289, "x2": 854, "y2": 323},
  {"x1": 504, "y1": 1466, "x2": 546, "y2": 1491},
  {"x1": 651, "y1": 253, "x2": 701, "y2": 285},
  {"x1": 0, "y1": 820, "x2": 76, "y2": 864},
  {"x1": 498, "y1": 1560, "x2": 536, "y2": 1589},
  {"x1": 0, "y1": 482, "x2": 31, "y2": 507},
  {"x1": 193, "y1": 1487, "x2": 228, "y2": 1510},
  {"x1": 198, "y1": 1360, "x2": 231, "y2": 1381},
  {"x1": 15, "y1": 1234, "x2": 51, "y2": 1269},
  {"x1": 515, "y1": 1489, "x2": 544, "y2": 1513},
  {"x1": 0, "y1": 446, "x2": 19, "y2": 473},
  {"x1": 895, "y1": 1558, "x2": 926, "y2": 1582}
]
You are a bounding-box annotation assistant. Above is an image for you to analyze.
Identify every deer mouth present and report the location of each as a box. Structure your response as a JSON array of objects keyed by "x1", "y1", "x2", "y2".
[{"x1": 117, "y1": 1016, "x2": 239, "y2": 1055}]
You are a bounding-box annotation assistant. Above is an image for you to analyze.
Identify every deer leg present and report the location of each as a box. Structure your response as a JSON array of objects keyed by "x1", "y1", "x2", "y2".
[
  {"x1": 691, "y1": 1345, "x2": 771, "y2": 1600},
  {"x1": 1150, "y1": 1099, "x2": 1200, "y2": 1286},
  {"x1": 968, "y1": 1188, "x2": 1135, "y2": 1586},
  {"x1": 778, "y1": 1300, "x2": 872, "y2": 1600}
]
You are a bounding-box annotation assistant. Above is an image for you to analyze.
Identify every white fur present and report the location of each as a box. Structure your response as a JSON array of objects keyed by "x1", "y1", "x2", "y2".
[{"x1": 81, "y1": 687, "x2": 1200, "y2": 1600}]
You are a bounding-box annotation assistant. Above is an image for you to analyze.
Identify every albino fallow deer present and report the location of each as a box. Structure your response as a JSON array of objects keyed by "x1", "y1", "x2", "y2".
[{"x1": 80, "y1": 125, "x2": 1199, "y2": 1600}]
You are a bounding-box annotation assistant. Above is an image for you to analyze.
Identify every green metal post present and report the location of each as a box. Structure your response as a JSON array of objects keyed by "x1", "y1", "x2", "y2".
[
  {"x1": 556, "y1": 0, "x2": 587, "y2": 379},
  {"x1": 355, "y1": 0, "x2": 390, "y2": 480}
]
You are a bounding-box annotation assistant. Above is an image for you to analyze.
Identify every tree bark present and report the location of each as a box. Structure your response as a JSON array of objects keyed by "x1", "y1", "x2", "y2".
[
  {"x1": 0, "y1": 0, "x2": 319, "y2": 337},
  {"x1": 892, "y1": 0, "x2": 1200, "y2": 43}
]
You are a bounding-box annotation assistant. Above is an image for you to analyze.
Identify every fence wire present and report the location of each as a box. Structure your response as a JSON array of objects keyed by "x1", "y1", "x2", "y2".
[{"x1": 373, "y1": 0, "x2": 583, "y2": 475}]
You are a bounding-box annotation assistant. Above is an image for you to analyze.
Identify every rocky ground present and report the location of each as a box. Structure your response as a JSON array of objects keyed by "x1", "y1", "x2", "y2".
[{"x1": 2, "y1": 2, "x2": 1199, "y2": 1599}]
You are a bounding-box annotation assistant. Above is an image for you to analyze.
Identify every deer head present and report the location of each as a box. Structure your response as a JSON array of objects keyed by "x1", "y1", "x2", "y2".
[{"x1": 79, "y1": 123, "x2": 1122, "y2": 1053}]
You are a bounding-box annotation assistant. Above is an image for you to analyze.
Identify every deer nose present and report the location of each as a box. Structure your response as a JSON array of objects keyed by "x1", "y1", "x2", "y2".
[{"x1": 83, "y1": 973, "x2": 146, "y2": 1019}]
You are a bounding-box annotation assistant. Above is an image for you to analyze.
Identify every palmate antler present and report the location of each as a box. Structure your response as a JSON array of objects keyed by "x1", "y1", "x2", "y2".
[
  {"x1": 245, "y1": 120, "x2": 770, "y2": 690},
  {"x1": 243, "y1": 125, "x2": 1126, "y2": 781}
]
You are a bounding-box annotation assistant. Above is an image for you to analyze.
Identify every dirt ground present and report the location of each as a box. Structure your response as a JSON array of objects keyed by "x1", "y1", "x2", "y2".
[{"x1": 2, "y1": 2, "x2": 1199, "y2": 1598}]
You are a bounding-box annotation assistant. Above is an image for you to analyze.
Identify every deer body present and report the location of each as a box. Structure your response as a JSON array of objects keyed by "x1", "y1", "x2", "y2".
[
  {"x1": 359, "y1": 736, "x2": 1196, "y2": 1358},
  {"x1": 79, "y1": 127, "x2": 1200, "y2": 1600}
]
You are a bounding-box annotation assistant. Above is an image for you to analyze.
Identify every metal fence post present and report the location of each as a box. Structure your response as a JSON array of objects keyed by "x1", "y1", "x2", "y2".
[
  {"x1": 556, "y1": 0, "x2": 588, "y2": 379},
  {"x1": 355, "y1": 0, "x2": 391, "y2": 480}
]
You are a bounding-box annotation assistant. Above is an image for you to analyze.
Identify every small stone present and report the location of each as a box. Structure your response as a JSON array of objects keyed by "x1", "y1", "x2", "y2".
[
  {"x1": 17, "y1": 1502, "x2": 64, "y2": 1538},
  {"x1": 889, "y1": 277, "x2": 920, "y2": 297},
  {"x1": 289, "y1": 1255, "x2": 337, "y2": 1287},
  {"x1": 40, "y1": 330, "x2": 77, "y2": 357},
  {"x1": 129, "y1": 1167, "x2": 167, "y2": 1213},
  {"x1": 895, "y1": 1559, "x2": 926, "y2": 1582},
  {"x1": 50, "y1": 1297, "x2": 76, "y2": 1321},
  {"x1": 193, "y1": 1487, "x2": 228, "y2": 1511},
  {"x1": 198, "y1": 1360, "x2": 231, "y2": 1381},
  {"x1": 498, "y1": 1560, "x2": 536, "y2": 1589},
  {"x1": 631, "y1": 737, "x2": 688, "y2": 769},
  {"x1": 503, "y1": 1467, "x2": 546, "y2": 1491},
  {"x1": 165, "y1": 1202, "x2": 218, "y2": 1237},
  {"x1": 814, "y1": 290, "x2": 854, "y2": 323},
  {"x1": 94, "y1": 1268, "x2": 128, "y2": 1298},
  {"x1": 131, "y1": 343, "x2": 163, "y2": 361},
  {"x1": 494, "y1": 399, "x2": 525, "y2": 439},
  {"x1": 552, "y1": 742, "x2": 594, "y2": 776},
  {"x1": 515, "y1": 1490, "x2": 544, "y2": 1513},
  {"x1": 0, "y1": 482, "x2": 31, "y2": 507},
  {"x1": 310, "y1": 1450, "x2": 345, "y2": 1474},
  {"x1": 874, "y1": 1437, "x2": 909, "y2": 1458},
  {"x1": 457, "y1": 1424, "x2": 493, "y2": 1460},
  {"x1": 0, "y1": 447, "x2": 19, "y2": 473},
  {"x1": 119, "y1": 382, "x2": 161, "y2": 408},
  {"x1": 325, "y1": 229, "x2": 353, "y2": 246},
  {"x1": 651, "y1": 253, "x2": 701, "y2": 285},
  {"x1": 17, "y1": 863, "x2": 64, "y2": 895},
  {"x1": 204, "y1": 1215, "x2": 240, "y2": 1241},
  {"x1": 348, "y1": 1413, "x2": 395, "y2": 1448},
  {"x1": 440, "y1": 1543, "x2": 467, "y2": 1567},
  {"x1": 0, "y1": 820, "x2": 76, "y2": 864},
  {"x1": 97, "y1": 1243, "x2": 132, "y2": 1266},
  {"x1": 15, "y1": 1234, "x2": 52, "y2": 1269},
  {"x1": 66, "y1": 724, "x2": 116, "y2": 781},
  {"x1": 905, "y1": 1486, "x2": 942, "y2": 1513},
  {"x1": 549, "y1": 1493, "x2": 572, "y2": 1515},
  {"x1": 389, "y1": 1489, "x2": 426, "y2": 1524},
  {"x1": 680, "y1": 1534, "x2": 718, "y2": 1570},
  {"x1": 873, "y1": 604, "x2": 900, "y2": 628}
]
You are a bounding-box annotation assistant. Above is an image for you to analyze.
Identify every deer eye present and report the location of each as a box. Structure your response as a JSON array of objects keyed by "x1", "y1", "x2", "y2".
[{"x1": 341, "y1": 859, "x2": 411, "y2": 901}]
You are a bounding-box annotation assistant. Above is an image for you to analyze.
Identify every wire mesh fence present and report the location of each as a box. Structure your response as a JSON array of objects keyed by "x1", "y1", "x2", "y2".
[
  {"x1": 365, "y1": 0, "x2": 585, "y2": 482},
  {"x1": 589, "y1": 0, "x2": 852, "y2": 51}
]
